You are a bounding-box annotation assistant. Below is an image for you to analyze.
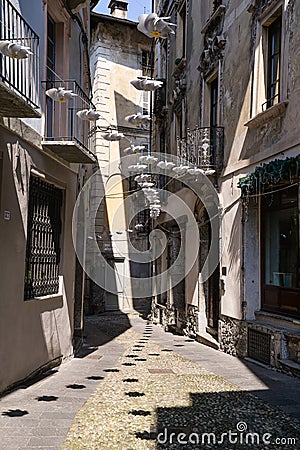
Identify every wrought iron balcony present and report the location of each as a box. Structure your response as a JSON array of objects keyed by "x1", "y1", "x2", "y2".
[
  {"x1": 177, "y1": 126, "x2": 224, "y2": 171},
  {"x1": 41, "y1": 80, "x2": 97, "y2": 164},
  {"x1": 0, "y1": 0, "x2": 40, "y2": 117}
]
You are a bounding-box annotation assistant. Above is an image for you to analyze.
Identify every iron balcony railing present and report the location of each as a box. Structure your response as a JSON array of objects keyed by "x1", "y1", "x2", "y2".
[
  {"x1": 177, "y1": 126, "x2": 224, "y2": 171},
  {"x1": 42, "y1": 79, "x2": 94, "y2": 155},
  {"x1": 0, "y1": 0, "x2": 40, "y2": 112}
]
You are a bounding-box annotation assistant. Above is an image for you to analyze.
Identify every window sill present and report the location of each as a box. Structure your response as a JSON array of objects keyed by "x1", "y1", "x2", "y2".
[
  {"x1": 27, "y1": 293, "x2": 63, "y2": 302},
  {"x1": 244, "y1": 101, "x2": 288, "y2": 129}
]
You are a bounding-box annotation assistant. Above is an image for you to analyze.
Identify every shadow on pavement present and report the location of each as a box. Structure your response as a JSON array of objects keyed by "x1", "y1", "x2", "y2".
[
  {"x1": 75, "y1": 311, "x2": 133, "y2": 358},
  {"x1": 136, "y1": 391, "x2": 300, "y2": 449}
]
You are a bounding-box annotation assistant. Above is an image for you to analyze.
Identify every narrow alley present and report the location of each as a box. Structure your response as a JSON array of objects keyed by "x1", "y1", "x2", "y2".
[{"x1": 0, "y1": 312, "x2": 299, "y2": 449}]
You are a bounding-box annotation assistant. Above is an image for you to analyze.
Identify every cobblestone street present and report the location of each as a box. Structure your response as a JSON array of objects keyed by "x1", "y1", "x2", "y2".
[{"x1": 1, "y1": 312, "x2": 300, "y2": 449}]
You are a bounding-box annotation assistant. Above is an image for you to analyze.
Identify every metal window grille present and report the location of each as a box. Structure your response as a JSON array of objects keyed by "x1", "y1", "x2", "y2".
[
  {"x1": 248, "y1": 328, "x2": 271, "y2": 365},
  {"x1": 177, "y1": 126, "x2": 224, "y2": 170},
  {"x1": 24, "y1": 177, "x2": 62, "y2": 300}
]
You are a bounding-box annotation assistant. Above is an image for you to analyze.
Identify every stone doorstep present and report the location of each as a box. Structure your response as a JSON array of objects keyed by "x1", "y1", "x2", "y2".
[{"x1": 195, "y1": 332, "x2": 220, "y2": 350}]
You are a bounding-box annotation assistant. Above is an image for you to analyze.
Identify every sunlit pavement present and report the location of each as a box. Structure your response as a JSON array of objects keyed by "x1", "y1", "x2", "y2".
[{"x1": 0, "y1": 312, "x2": 299, "y2": 449}]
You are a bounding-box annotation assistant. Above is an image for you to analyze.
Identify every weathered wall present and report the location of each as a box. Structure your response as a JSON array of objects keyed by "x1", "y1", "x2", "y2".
[
  {"x1": 90, "y1": 15, "x2": 151, "y2": 311},
  {"x1": 0, "y1": 125, "x2": 77, "y2": 393}
]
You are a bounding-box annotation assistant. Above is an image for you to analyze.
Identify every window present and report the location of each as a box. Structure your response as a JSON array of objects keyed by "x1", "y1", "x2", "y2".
[
  {"x1": 141, "y1": 50, "x2": 151, "y2": 76},
  {"x1": 177, "y1": 1, "x2": 186, "y2": 58},
  {"x1": 24, "y1": 177, "x2": 62, "y2": 300},
  {"x1": 265, "y1": 15, "x2": 281, "y2": 109},
  {"x1": 210, "y1": 76, "x2": 218, "y2": 128},
  {"x1": 262, "y1": 185, "x2": 300, "y2": 318},
  {"x1": 209, "y1": 76, "x2": 219, "y2": 166}
]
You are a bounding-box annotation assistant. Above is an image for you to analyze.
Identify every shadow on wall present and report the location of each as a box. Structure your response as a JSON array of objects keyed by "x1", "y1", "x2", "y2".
[{"x1": 0, "y1": 137, "x2": 68, "y2": 394}]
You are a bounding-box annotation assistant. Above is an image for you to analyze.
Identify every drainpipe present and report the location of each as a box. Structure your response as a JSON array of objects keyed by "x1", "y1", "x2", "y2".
[{"x1": 241, "y1": 198, "x2": 247, "y2": 321}]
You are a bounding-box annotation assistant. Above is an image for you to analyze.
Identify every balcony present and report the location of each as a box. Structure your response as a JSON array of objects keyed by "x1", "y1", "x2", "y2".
[
  {"x1": 41, "y1": 80, "x2": 97, "y2": 164},
  {"x1": 0, "y1": 0, "x2": 40, "y2": 117},
  {"x1": 177, "y1": 126, "x2": 224, "y2": 171}
]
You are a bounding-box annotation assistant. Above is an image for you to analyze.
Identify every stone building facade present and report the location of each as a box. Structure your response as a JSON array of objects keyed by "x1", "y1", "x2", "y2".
[
  {"x1": 151, "y1": 0, "x2": 300, "y2": 373},
  {"x1": 0, "y1": 0, "x2": 98, "y2": 393},
  {"x1": 89, "y1": 1, "x2": 152, "y2": 314}
]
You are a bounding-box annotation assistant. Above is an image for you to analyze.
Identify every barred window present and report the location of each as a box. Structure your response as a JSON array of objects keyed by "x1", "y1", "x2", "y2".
[{"x1": 24, "y1": 176, "x2": 62, "y2": 300}]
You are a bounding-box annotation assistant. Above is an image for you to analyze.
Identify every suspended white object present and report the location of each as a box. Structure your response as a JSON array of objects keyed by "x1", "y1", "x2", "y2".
[
  {"x1": 124, "y1": 113, "x2": 151, "y2": 126},
  {"x1": 134, "y1": 174, "x2": 152, "y2": 183},
  {"x1": 204, "y1": 169, "x2": 216, "y2": 175},
  {"x1": 150, "y1": 208, "x2": 161, "y2": 219},
  {"x1": 137, "y1": 13, "x2": 176, "y2": 39},
  {"x1": 157, "y1": 160, "x2": 176, "y2": 170},
  {"x1": 187, "y1": 168, "x2": 205, "y2": 176},
  {"x1": 139, "y1": 155, "x2": 158, "y2": 165},
  {"x1": 131, "y1": 77, "x2": 163, "y2": 91},
  {"x1": 77, "y1": 109, "x2": 101, "y2": 121},
  {"x1": 124, "y1": 144, "x2": 146, "y2": 154},
  {"x1": 128, "y1": 164, "x2": 148, "y2": 173},
  {"x1": 45, "y1": 87, "x2": 77, "y2": 102},
  {"x1": 142, "y1": 187, "x2": 159, "y2": 195},
  {"x1": 172, "y1": 165, "x2": 190, "y2": 175},
  {"x1": 138, "y1": 181, "x2": 155, "y2": 188},
  {"x1": 135, "y1": 223, "x2": 144, "y2": 230},
  {"x1": 0, "y1": 40, "x2": 32, "y2": 59},
  {"x1": 102, "y1": 131, "x2": 124, "y2": 141}
]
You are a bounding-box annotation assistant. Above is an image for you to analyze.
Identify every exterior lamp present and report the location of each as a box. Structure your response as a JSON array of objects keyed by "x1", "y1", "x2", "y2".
[
  {"x1": 137, "y1": 13, "x2": 176, "y2": 39},
  {"x1": 123, "y1": 144, "x2": 146, "y2": 154},
  {"x1": 125, "y1": 113, "x2": 151, "y2": 126},
  {"x1": 139, "y1": 155, "x2": 158, "y2": 165},
  {"x1": 45, "y1": 87, "x2": 77, "y2": 102},
  {"x1": 77, "y1": 109, "x2": 101, "y2": 121},
  {"x1": 172, "y1": 165, "x2": 190, "y2": 175},
  {"x1": 128, "y1": 164, "x2": 148, "y2": 173},
  {"x1": 0, "y1": 40, "x2": 32, "y2": 59},
  {"x1": 102, "y1": 131, "x2": 124, "y2": 141},
  {"x1": 130, "y1": 77, "x2": 164, "y2": 91},
  {"x1": 157, "y1": 160, "x2": 175, "y2": 170}
]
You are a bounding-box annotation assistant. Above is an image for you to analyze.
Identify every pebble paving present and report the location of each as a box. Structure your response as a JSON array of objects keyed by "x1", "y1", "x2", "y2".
[{"x1": 62, "y1": 315, "x2": 300, "y2": 450}]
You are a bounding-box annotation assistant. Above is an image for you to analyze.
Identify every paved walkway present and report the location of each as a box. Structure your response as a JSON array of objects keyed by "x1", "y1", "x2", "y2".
[{"x1": 0, "y1": 312, "x2": 299, "y2": 449}]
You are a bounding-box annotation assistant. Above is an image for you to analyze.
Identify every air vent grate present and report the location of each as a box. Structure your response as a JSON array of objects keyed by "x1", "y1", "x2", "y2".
[{"x1": 248, "y1": 328, "x2": 271, "y2": 365}]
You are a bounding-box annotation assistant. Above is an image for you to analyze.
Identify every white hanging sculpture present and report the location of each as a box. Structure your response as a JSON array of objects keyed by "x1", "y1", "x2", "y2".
[
  {"x1": 139, "y1": 155, "x2": 158, "y2": 165},
  {"x1": 134, "y1": 174, "x2": 152, "y2": 183},
  {"x1": 123, "y1": 144, "x2": 146, "y2": 154},
  {"x1": 137, "y1": 13, "x2": 176, "y2": 39},
  {"x1": 157, "y1": 160, "x2": 175, "y2": 170},
  {"x1": 172, "y1": 165, "x2": 190, "y2": 175},
  {"x1": 77, "y1": 109, "x2": 100, "y2": 121},
  {"x1": 187, "y1": 168, "x2": 205, "y2": 176},
  {"x1": 137, "y1": 181, "x2": 155, "y2": 188},
  {"x1": 125, "y1": 113, "x2": 151, "y2": 126},
  {"x1": 45, "y1": 87, "x2": 77, "y2": 102},
  {"x1": 0, "y1": 40, "x2": 32, "y2": 59},
  {"x1": 131, "y1": 77, "x2": 163, "y2": 91},
  {"x1": 128, "y1": 164, "x2": 148, "y2": 173},
  {"x1": 102, "y1": 131, "x2": 124, "y2": 141}
]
